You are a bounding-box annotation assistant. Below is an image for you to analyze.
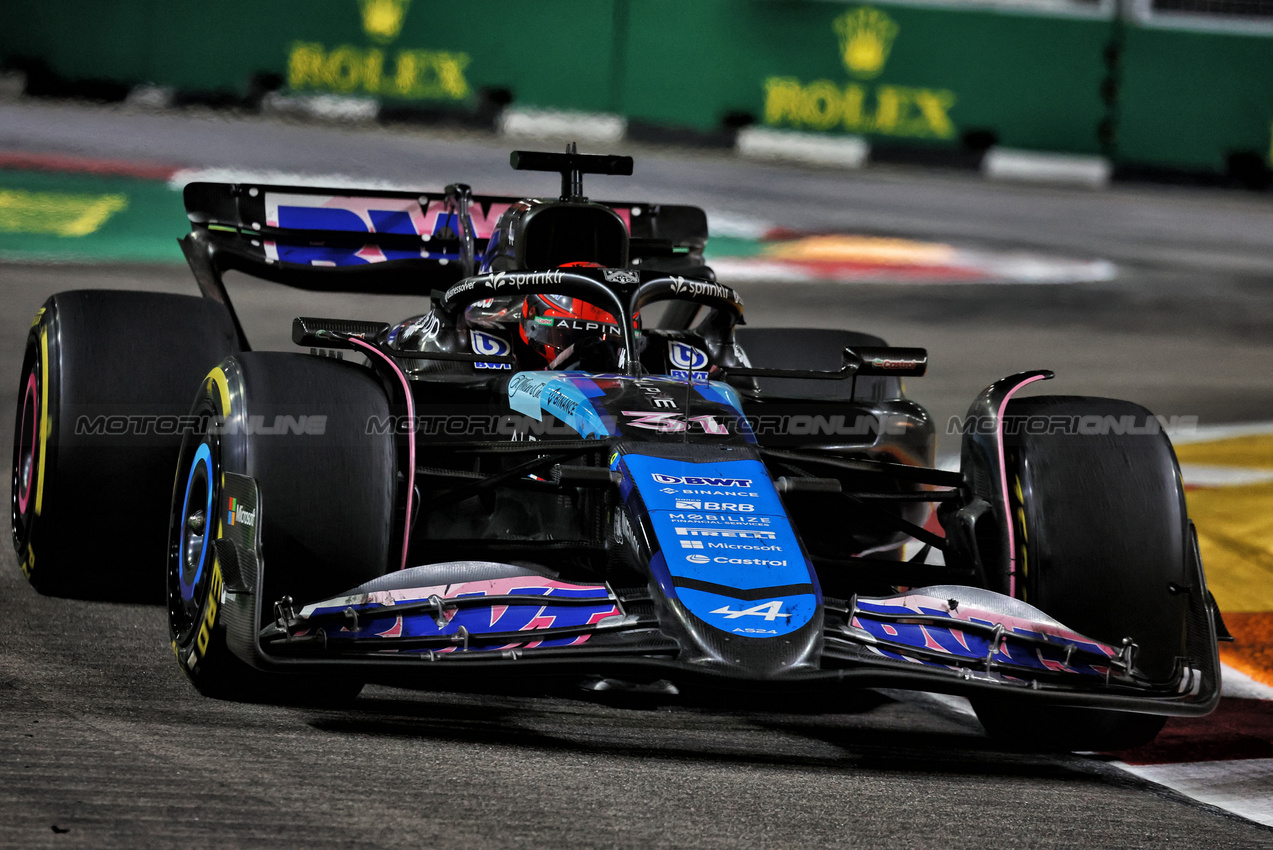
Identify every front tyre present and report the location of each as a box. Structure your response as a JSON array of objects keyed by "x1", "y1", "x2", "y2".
[
  {"x1": 973, "y1": 396, "x2": 1189, "y2": 751},
  {"x1": 168, "y1": 352, "x2": 396, "y2": 703}
]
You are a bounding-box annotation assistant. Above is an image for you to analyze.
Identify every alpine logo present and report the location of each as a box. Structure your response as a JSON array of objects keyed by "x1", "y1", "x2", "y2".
[
  {"x1": 669, "y1": 341, "x2": 708, "y2": 371},
  {"x1": 470, "y1": 330, "x2": 512, "y2": 370},
  {"x1": 710, "y1": 600, "x2": 788, "y2": 621},
  {"x1": 651, "y1": 474, "x2": 752, "y2": 487}
]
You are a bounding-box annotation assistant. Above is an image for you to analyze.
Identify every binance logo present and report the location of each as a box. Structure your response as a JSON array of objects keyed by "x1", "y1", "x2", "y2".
[
  {"x1": 359, "y1": 0, "x2": 411, "y2": 44},
  {"x1": 833, "y1": 7, "x2": 898, "y2": 79}
]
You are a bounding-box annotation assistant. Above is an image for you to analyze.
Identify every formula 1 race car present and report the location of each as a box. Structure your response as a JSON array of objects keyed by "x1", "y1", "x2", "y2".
[{"x1": 12, "y1": 147, "x2": 1225, "y2": 750}]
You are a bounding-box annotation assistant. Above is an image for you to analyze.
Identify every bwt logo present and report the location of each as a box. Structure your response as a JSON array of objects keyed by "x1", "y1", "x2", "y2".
[
  {"x1": 651, "y1": 474, "x2": 752, "y2": 487},
  {"x1": 669, "y1": 342, "x2": 708, "y2": 371},
  {"x1": 470, "y1": 330, "x2": 512, "y2": 370}
]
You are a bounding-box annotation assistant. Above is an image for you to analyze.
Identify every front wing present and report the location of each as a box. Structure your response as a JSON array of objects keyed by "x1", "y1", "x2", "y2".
[{"x1": 215, "y1": 473, "x2": 1220, "y2": 715}]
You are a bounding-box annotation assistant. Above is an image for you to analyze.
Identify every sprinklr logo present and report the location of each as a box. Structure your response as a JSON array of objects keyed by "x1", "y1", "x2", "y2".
[{"x1": 227, "y1": 497, "x2": 257, "y2": 528}]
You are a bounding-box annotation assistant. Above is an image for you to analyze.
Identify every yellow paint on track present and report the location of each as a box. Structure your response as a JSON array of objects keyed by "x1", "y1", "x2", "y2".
[{"x1": 1176, "y1": 433, "x2": 1273, "y2": 685}]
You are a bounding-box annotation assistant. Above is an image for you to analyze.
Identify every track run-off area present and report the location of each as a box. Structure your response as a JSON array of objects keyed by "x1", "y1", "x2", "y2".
[{"x1": 2, "y1": 99, "x2": 1273, "y2": 847}]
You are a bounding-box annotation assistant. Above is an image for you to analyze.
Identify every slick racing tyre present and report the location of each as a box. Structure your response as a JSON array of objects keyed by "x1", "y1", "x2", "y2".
[
  {"x1": 168, "y1": 352, "x2": 395, "y2": 702},
  {"x1": 973, "y1": 396, "x2": 1189, "y2": 751},
  {"x1": 12, "y1": 290, "x2": 239, "y2": 600}
]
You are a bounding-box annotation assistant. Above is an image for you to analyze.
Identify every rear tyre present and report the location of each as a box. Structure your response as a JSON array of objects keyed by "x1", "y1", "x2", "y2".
[
  {"x1": 12, "y1": 291, "x2": 239, "y2": 600},
  {"x1": 972, "y1": 396, "x2": 1186, "y2": 750},
  {"x1": 168, "y1": 352, "x2": 396, "y2": 703}
]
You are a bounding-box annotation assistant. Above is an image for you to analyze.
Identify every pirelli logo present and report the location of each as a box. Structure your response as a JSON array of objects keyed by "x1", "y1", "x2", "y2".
[{"x1": 674, "y1": 528, "x2": 777, "y2": 540}]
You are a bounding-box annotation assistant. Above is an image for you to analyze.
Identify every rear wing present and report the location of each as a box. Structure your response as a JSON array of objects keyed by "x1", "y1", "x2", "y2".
[{"x1": 179, "y1": 181, "x2": 709, "y2": 297}]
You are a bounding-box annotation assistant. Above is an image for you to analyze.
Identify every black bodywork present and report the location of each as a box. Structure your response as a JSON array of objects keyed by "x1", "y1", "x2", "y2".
[{"x1": 163, "y1": 148, "x2": 1222, "y2": 716}]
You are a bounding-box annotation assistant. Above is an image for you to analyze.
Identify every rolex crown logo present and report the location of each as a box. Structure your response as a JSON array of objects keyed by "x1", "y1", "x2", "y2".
[
  {"x1": 359, "y1": 0, "x2": 411, "y2": 43},
  {"x1": 833, "y1": 6, "x2": 898, "y2": 79}
]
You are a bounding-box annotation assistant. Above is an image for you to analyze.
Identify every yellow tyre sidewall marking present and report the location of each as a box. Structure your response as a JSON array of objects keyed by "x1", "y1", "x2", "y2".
[
  {"x1": 208, "y1": 365, "x2": 232, "y2": 420},
  {"x1": 184, "y1": 365, "x2": 234, "y2": 673}
]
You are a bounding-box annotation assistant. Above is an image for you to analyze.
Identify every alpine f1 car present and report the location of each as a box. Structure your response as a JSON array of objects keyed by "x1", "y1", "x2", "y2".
[{"x1": 12, "y1": 146, "x2": 1227, "y2": 750}]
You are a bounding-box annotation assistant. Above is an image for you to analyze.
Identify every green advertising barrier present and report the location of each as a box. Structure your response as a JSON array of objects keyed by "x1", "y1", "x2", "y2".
[
  {"x1": 0, "y1": 0, "x2": 626, "y2": 112},
  {"x1": 5, "y1": 0, "x2": 1272, "y2": 175},
  {"x1": 1116, "y1": 22, "x2": 1273, "y2": 174},
  {"x1": 618, "y1": 0, "x2": 1114, "y2": 153}
]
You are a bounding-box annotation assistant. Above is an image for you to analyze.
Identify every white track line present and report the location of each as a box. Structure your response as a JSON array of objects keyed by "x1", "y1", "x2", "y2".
[{"x1": 1113, "y1": 759, "x2": 1273, "y2": 827}]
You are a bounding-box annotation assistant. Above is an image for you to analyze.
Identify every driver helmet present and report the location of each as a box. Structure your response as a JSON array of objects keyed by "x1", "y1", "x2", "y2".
[{"x1": 519, "y1": 262, "x2": 638, "y2": 369}]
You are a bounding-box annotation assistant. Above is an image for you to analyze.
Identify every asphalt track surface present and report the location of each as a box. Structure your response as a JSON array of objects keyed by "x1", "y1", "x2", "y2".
[{"x1": 2, "y1": 100, "x2": 1273, "y2": 847}]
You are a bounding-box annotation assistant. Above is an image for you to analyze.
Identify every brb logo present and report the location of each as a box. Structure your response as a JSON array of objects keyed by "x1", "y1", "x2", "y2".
[
  {"x1": 470, "y1": 330, "x2": 512, "y2": 370},
  {"x1": 669, "y1": 342, "x2": 708, "y2": 371},
  {"x1": 674, "y1": 500, "x2": 754, "y2": 512}
]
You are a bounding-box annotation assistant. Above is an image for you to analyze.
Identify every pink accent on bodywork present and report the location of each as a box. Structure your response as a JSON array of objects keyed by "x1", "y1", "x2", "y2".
[
  {"x1": 347, "y1": 337, "x2": 415, "y2": 572},
  {"x1": 352, "y1": 576, "x2": 611, "y2": 608},
  {"x1": 919, "y1": 625, "x2": 946, "y2": 653},
  {"x1": 884, "y1": 592, "x2": 1117, "y2": 658},
  {"x1": 420, "y1": 200, "x2": 510, "y2": 239},
  {"x1": 265, "y1": 193, "x2": 430, "y2": 233},
  {"x1": 997, "y1": 374, "x2": 1048, "y2": 598}
]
